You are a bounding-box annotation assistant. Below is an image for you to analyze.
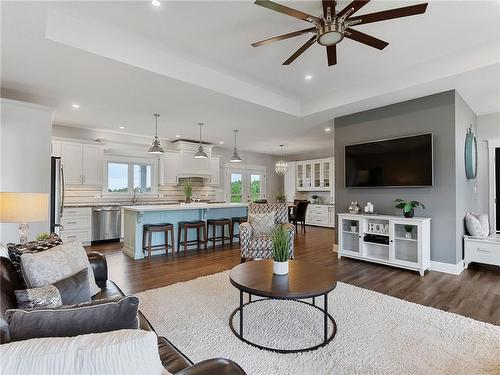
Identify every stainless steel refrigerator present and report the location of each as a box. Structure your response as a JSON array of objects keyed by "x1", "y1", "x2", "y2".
[{"x1": 50, "y1": 157, "x2": 64, "y2": 235}]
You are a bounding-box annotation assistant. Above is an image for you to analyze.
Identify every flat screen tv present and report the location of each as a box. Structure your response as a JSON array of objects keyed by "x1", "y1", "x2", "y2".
[{"x1": 345, "y1": 133, "x2": 433, "y2": 188}]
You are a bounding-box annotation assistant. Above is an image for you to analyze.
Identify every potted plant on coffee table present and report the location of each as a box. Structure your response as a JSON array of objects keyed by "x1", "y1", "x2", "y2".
[
  {"x1": 271, "y1": 225, "x2": 291, "y2": 275},
  {"x1": 395, "y1": 199, "x2": 425, "y2": 218}
]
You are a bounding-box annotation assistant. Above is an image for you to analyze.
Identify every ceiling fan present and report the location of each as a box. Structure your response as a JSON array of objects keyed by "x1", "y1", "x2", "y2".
[{"x1": 251, "y1": 0, "x2": 428, "y2": 66}]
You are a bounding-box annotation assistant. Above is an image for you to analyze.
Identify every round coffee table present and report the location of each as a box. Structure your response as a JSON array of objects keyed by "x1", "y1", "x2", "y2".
[{"x1": 229, "y1": 259, "x2": 337, "y2": 353}]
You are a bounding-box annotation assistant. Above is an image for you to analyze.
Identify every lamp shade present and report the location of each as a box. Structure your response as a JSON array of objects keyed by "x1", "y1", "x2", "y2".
[{"x1": 0, "y1": 192, "x2": 48, "y2": 223}]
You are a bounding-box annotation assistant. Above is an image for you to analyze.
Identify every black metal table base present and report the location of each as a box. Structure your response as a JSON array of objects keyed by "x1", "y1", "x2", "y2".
[{"x1": 229, "y1": 292, "x2": 337, "y2": 354}]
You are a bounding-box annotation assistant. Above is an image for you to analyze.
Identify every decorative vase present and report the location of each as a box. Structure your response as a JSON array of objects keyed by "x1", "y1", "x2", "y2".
[
  {"x1": 273, "y1": 260, "x2": 289, "y2": 275},
  {"x1": 185, "y1": 196, "x2": 191, "y2": 203},
  {"x1": 405, "y1": 232, "x2": 413, "y2": 239},
  {"x1": 350, "y1": 225, "x2": 357, "y2": 233},
  {"x1": 403, "y1": 208, "x2": 414, "y2": 218}
]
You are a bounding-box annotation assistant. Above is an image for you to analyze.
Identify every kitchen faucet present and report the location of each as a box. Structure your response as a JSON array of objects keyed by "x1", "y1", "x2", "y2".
[{"x1": 132, "y1": 187, "x2": 142, "y2": 205}]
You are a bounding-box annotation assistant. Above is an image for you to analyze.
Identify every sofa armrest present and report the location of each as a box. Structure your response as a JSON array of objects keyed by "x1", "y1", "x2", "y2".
[
  {"x1": 239, "y1": 222, "x2": 252, "y2": 242},
  {"x1": 86, "y1": 251, "x2": 108, "y2": 285},
  {"x1": 174, "y1": 358, "x2": 246, "y2": 375}
]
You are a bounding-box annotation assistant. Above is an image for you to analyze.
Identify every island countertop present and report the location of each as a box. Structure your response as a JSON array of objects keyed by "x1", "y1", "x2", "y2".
[{"x1": 122, "y1": 202, "x2": 247, "y2": 212}]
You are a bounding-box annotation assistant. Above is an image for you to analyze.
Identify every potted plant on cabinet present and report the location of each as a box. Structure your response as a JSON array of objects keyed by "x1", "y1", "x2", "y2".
[
  {"x1": 395, "y1": 199, "x2": 426, "y2": 218},
  {"x1": 404, "y1": 225, "x2": 414, "y2": 239},
  {"x1": 183, "y1": 180, "x2": 192, "y2": 203},
  {"x1": 271, "y1": 225, "x2": 291, "y2": 275},
  {"x1": 275, "y1": 192, "x2": 287, "y2": 203}
]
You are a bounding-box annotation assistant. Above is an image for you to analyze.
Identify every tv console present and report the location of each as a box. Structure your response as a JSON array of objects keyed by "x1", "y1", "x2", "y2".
[{"x1": 338, "y1": 213, "x2": 431, "y2": 276}]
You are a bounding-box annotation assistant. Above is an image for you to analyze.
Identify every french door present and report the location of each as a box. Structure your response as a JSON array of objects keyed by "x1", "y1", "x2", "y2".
[{"x1": 226, "y1": 167, "x2": 266, "y2": 203}]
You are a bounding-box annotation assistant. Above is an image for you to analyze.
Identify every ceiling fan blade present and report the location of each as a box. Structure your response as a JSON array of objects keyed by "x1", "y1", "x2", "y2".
[
  {"x1": 345, "y1": 28, "x2": 388, "y2": 50},
  {"x1": 337, "y1": 0, "x2": 370, "y2": 19},
  {"x1": 255, "y1": 0, "x2": 321, "y2": 24},
  {"x1": 348, "y1": 3, "x2": 428, "y2": 25},
  {"x1": 252, "y1": 27, "x2": 316, "y2": 47},
  {"x1": 283, "y1": 35, "x2": 317, "y2": 65},
  {"x1": 326, "y1": 45, "x2": 337, "y2": 66},
  {"x1": 322, "y1": 0, "x2": 336, "y2": 19}
]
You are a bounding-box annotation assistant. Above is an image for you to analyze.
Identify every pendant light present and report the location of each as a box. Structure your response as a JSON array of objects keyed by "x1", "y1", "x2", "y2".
[
  {"x1": 194, "y1": 122, "x2": 208, "y2": 159},
  {"x1": 275, "y1": 144, "x2": 288, "y2": 175},
  {"x1": 230, "y1": 129, "x2": 242, "y2": 163},
  {"x1": 148, "y1": 113, "x2": 164, "y2": 154}
]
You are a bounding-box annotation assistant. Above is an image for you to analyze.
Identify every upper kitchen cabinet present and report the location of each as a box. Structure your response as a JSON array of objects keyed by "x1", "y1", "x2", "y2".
[
  {"x1": 208, "y1": 156, "x2": 220, "y2": 186},
  {"x1": 51, "y1": 140, "x2": 62, "y2": 157},
  {"x1": 161, "y1": 152, "x2": 180, "y2": 185},
  {"x1": 296, "y1": 157, "x2": 334, "y2": 192},
  {"x1": 60, "y1": 141, "x2": 103, "y2": 186}
]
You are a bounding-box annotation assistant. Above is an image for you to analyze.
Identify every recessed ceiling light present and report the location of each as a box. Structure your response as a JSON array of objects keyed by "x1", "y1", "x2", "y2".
[
  {"x1": 151, "y1": 0, "x2": 161, "y2": 6},
  {"x1": 305, "y1": 75, "x2": 313, "y2": 80},
  {"x1": 72, "y1": 103, "x2": 80, "y2": 108},
  {"x1": 175, "y1": 134, "x2": 181, "y2": 138},
  {"x1": 325, "y1": 127, "x2": 331, "y2": 132},
  {"x1": 119, "y1": 126, "x2": 125, "y2": 129},
  {"x1": 219, "y1": 141, "x2": 224, "y2": 144}
]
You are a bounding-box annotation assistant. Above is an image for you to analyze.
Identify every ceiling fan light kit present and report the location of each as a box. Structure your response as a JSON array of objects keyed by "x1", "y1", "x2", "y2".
[{"x1": 252, "y1": 0, "x2": 428, "y2": 66}]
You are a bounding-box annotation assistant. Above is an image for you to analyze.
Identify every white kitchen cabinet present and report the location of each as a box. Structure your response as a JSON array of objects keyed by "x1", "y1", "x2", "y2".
[
  {"x1": 61, "y1": 141, "x2": 103, "y2": 185},
  {"x1": 51, "y1": 140, "x2": 62, "y2": 157},
  {"x1": 162, "y1": 152, "x2": 180, "y2": 185},
  {"x1": 209, "y1": 156, "x2": 220, "y2": 186},
  {"x1": 284, "y1": 161, "x2": 296, "y2": 201},
  {"x1": 59, "y1": 207, "x2": 92, "y2": 246},
  {"x1": 296, "y1": 157, "x2": 334, "y2": 192},
  {"x1": 305, "y1": 204, "x2": 335, "y2": 228},
  {"x1": 61, "y1": 142, "x2": 83, "y2": 184}
]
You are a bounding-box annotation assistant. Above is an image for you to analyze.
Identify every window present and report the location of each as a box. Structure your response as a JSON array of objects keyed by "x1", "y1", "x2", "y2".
[
  {"x1": 226, "y1": 166, "x2": 266, "y2": 203},
  {"x1": 230, "y1": 173, "x2": 243, "y2": 203},
  {"x1": 104, "y1": 157, "x2": 157, "y2": 195}
]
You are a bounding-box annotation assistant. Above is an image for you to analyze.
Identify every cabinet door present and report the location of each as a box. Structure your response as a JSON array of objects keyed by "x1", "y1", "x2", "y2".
[
  {"x1": 313, "y1": 162, "x2": 321, "y2": 188},
  {"x1": 339, "y1": 217, "x2": 362, "y2": 254},
  {"x1": 209, "y1": 157, "x2": 220, "y2": 186},
  {"x1": 390, "y1": 220, "x2": 421, "y2": 266},
  {"x1": 328, "y1": 206, "x2": 335, "y2": 227},
  {"x1": 61, "y1": 142, "x2": 83, "y2": 184},
  {"x1": 305, "y1": 163, "x2": 312, "y2": 188},
  {"x1": 296, "y1": 164, "x2": 304, "y2": 190},
  {"x1": 163, "y1": 153, "x2": 179, "y2": 185},
  {"x1": 322, "y1": 160, "x2": 331, "y2": 188},
  {"x1": 82, "y1": 144, "x2": 102, "y2": 185}
]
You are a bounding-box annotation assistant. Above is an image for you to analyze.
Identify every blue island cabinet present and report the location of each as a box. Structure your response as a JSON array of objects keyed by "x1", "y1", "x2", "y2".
[{"x1": 122, "y1": 203, "x2": 248, "y2": 259}]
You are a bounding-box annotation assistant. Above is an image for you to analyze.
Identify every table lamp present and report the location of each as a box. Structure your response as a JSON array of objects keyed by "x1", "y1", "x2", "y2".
[{"x1": 0, "y1": 192, "x2": 48, "y2": 244}]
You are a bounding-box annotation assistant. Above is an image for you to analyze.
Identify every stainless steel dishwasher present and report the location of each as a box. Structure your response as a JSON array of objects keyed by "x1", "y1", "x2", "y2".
[{"x1": 92, "y1": 206, "x2": 121, "y2": 241}]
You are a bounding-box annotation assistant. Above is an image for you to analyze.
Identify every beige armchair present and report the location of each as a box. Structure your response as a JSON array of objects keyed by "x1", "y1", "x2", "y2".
[{"x1": 239, "y1": 203, "x2": 295, "y2": 262}]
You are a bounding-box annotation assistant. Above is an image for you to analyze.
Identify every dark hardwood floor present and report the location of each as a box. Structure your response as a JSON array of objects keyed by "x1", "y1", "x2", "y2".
[{"x1": 86, "y1": 226, "x2": 500, "y2": 325}]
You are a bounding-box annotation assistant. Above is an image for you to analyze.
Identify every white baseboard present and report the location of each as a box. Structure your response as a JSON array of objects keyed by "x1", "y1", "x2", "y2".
[{"x1": 430, "y1": 260, "x2": 465, "y2": 275}]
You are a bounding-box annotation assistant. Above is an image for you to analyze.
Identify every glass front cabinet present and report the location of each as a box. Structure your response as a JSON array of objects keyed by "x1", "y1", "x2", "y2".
[
  {"x1": 296, "y1": 158, "x2": 334, "y2": 191},
  {"x1": 338, "y1": 214, "x2": 431, "y2": 276}
]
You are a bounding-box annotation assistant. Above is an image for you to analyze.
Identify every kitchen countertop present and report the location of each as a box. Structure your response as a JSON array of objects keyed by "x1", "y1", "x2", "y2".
[
  {"x1": 65, "y1": 201, "x2": 195, "y2": 208},
  {"x1": 122, "y1": 203, "x2": 247, "y2": 212}
]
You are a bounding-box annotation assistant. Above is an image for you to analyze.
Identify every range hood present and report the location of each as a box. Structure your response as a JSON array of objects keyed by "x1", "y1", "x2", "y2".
[{"x1": 172, "y1": 141, "x2": 213, "y2": 181}]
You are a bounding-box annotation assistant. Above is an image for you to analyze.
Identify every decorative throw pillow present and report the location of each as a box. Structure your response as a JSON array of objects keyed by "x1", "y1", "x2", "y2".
[
  {"x1": 15, "y1": 268, "x2": 91, "y2": 309},
  {"x1": 0, "y1": 329, "x2": 169, "y2": 375},
  {"x1": 465, "y1": 213, "x2": 489, "y2": 238},
  {"x1": 6, "y1": 296, "x2": 139, "y2": 341},
  {"x1": 249, "y1": 211, "x2": 276, "y2": 236},
  {"x1": 6, "y1": 234, "x2": 63, "y2": 288},
  {"x1": 20, "y1": 239, "x2": 100, "y2": 296}
]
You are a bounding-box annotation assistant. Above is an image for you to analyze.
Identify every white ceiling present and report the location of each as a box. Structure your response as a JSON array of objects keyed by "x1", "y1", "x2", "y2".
[{"x1": 1, "y1": 1, "x2": 499, "y2": 155}]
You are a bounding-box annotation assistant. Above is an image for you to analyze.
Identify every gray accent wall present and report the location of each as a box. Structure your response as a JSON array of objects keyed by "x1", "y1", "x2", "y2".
[{"x1": 335, "y1": 91, "x2": 477, "y2": 265}]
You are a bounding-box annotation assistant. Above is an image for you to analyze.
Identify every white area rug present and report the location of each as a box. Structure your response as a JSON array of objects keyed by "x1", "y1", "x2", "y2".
[{"x1": 136, "y1": 271, "x2": 500, "y2": 375}]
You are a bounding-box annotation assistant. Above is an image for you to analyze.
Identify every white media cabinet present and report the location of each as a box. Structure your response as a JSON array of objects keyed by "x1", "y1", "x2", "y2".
[{"x1": 338, "y1": 213, "x2": 431, "y2": 276}]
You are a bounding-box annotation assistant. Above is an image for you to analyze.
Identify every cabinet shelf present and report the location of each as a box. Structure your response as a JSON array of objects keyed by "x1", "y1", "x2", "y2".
[
  {"x1": 364, "y1": 231, "x2": 389, "y2": 237},
  {"x1": 343, "y1": 230, "x2": 359, "y2": 235},
  {"x1": 395, "y1": 237, "x2": 417, "y2": 242}
]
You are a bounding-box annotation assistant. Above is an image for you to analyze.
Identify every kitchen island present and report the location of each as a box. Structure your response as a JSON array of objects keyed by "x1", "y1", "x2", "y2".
[{"x1": 122, "y1": 203, "x2": 248, "y2": 259}]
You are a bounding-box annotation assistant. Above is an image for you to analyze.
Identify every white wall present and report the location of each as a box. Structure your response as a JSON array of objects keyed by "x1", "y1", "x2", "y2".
[
  {"x1": 476, "y1": 112, "x2": 500, "y2": 214},
  {"x1": 0, "y1": 99, "x2": 54, "y2": 243}
]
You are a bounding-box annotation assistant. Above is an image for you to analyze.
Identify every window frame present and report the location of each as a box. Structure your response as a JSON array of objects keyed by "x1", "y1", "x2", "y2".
[{"x1": 103, "y1": 155, "x2": 158, "y2": 197}]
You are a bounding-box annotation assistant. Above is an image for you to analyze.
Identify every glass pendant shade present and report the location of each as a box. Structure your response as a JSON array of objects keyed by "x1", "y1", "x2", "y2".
[
  {"x1": 148, "y1": 114, "x2": 164, "y2": 154},
  {"x1": 194, "y1": 122, "x2": 208, "y2": 159},
  {"x1": 230, "y1": 129, "x2": 242, "y2": 163},
  {"x1": 275, "y1": 144, "x2": 288, "y2": 175}
]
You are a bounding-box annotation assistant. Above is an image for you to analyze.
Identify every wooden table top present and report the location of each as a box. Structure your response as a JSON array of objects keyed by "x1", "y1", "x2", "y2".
[{"x1": 229, "y1": 260, "x2": 337, "y2": 299}]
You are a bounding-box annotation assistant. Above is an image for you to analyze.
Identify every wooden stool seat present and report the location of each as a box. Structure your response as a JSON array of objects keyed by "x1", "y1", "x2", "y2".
[
  {"x1": 207, "y1": 218, "x2": 232, "y2": 248},
  {"x1": 142, "y1": 223, "x2": 175, "y2": 261},
  {"x1": 231, "y1": 216, "x2": 248, "y2": 241},
  {"x1": 177, "y1": 220, "x2": 207, "y2": 253}
]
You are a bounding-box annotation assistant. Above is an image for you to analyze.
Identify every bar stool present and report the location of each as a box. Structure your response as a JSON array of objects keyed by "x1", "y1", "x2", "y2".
[
  {"x1": 231, "y1": 216, "x2": 248, "y2": 242},
  {"x1": 177, "y1": 220, "x2": 207, "y2": 254},
  {"x1": 142, "y1": 223, "x2": 175, "y2": 261},
  {"x1": 207, "y1": 218, "x2": 232, "y2": 248}
]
